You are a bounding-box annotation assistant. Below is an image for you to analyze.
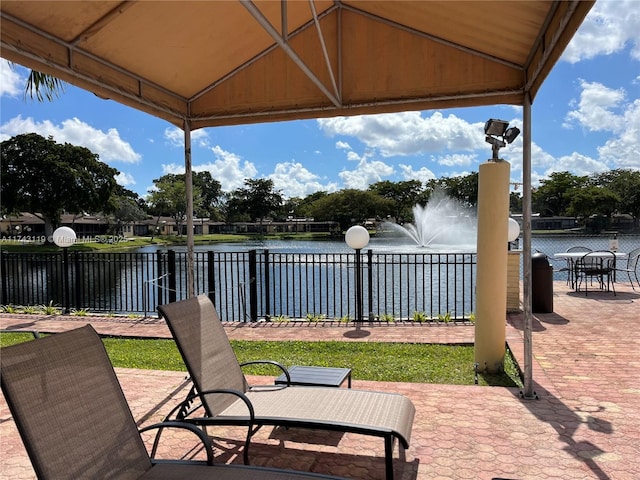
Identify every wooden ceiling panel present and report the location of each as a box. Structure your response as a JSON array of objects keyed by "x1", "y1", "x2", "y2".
[
  {"x1": 77, "y1": 2, "x2": 276, "y2": 98},
  {"x1": 0, "y1": 1, "x2": 119, "y2": 42},
  {"x1": 347, "y1": 0, "x2": 552, "y2": 64},
  {"x1": 340, "y1": 9, "x2": 522, "y2": 101}
]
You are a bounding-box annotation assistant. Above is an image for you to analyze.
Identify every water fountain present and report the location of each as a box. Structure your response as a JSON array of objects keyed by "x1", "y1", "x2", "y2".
[{"x1": 378, "y1": 192, "x2": 477, "y2": 252}]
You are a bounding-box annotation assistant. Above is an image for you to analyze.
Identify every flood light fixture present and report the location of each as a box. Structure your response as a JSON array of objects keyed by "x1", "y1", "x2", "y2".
[
  {"x1": 504, "y1": 127, "x2": 520, "y2": 144},
  {"x1": 484, "y1": 118, "x2": 520, "y2": 161},
  {"x1": 484, "y1": 119, "x2": 509, "y2": 136}
]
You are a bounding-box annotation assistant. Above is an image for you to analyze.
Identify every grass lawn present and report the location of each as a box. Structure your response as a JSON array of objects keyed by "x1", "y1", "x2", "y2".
[
  {"x1": 0, "y1": 333, "x2": 522, "y2": 388},
  {"x1": 0, "y1": 232, "x2": 336, "y2": 252}
]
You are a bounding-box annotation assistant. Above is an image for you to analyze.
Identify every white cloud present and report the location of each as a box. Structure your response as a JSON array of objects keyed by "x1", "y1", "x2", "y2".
[
  {"x1": 434, "y1": 153, "x2": 476, "y2": 167},
  {"x1": 166, "y1": 145, "x2": 258, "y2": 192},
  {"x1": 563, "y1": 2, "x2": 640, "y2": 63},
  {"x1": 318, "y1": 111, "x2": 485, "y2": 157},
  {"x1": 0, "y1": 59, "x2": 23, "y2": 98},
  {"x1": 398, "y1": 164, "x2": 436, "y2": 183},
  {"x1": 564, "y1": 80, "x2": 626, "y2": 132},
  {"x1": 346, "y1": 150, "x2": 362, "y2": 162},
  {"x1": 543, "y1": 152, "x2": 610, "y2": 177},
  {"x1": 560, "y1": 81, "x2": 640, "y2": 171},
  {"x1": 164, "y1": 126, "x2": 210, "y2": 148},
  {"x1": 529, "y1": 143, "x2": 557, "y2": 171},
  {"x1": 336, "y1": 140, "x2": 351, "y2": 150},
  {"x1": 0, "y1": 115, "x2": 141, "y2": 163},
  {"x1": 339, "y1": 156, "x2": 394, "y2": 190},
  {"x1": 115, "y1": 172, "x2": 136, "y2": 186},
  {"x1": 597, "y1": 99, "x2": 640, "y2": 169},
  {"x1": 160, "y1": 163, "x2": 183, "y2": 175},
  {"x1": 268, "y1": 162, "x2": 338, "y2": 198}
]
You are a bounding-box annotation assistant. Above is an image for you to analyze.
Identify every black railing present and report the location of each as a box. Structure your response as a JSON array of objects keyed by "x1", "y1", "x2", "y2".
[{"x1": 1, "y1": 249, "x2": 476, "y2": 322}]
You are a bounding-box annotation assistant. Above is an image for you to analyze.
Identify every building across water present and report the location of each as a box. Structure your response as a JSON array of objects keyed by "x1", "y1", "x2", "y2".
[{"x1": 1, "y1": 212, "x2": 340, "y2": 239}]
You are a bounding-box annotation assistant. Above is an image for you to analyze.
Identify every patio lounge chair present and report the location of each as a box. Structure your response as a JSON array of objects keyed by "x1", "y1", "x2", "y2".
[
  {"x1": 0, "y1": 325, "x2": 344, "y2": 480},
  {"x1": 158, "y1": 295, "x2": 416, "y2": 480}
]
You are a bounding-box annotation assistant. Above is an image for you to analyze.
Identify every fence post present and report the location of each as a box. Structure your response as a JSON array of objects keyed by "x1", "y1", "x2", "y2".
[
  {"x1": 264, "y1": 249, "x2": 270, "y2": 319},
  {"x1": 156, "y1": 251, "x2": 164, "y2": 310},
  {"x1": 207, "y1": 251, "x2": 215, "y2": 304},
  {"x1": 168, "y1": 250, "x2": 177, "y2": 303},
  {"x1": 249, "y1": 249, "x2": 258, "y2": 322},
  {"x1": 73, "y1": 252, "x2": 81, "y2": 311},
  {"x1": 1, "y1": 250, "x2": 7, "y2": 305},
  {"x1": 62, "y1": 249, "x2": 70, "y2": 314},
  {"x1": 367, "y1": 249, "x2": 373, "y2": 320}
]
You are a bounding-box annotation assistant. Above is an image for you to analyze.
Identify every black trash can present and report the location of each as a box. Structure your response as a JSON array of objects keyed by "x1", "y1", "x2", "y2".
[{"x1": 532, "y1": 252, "x2": 553, "y2": 313}]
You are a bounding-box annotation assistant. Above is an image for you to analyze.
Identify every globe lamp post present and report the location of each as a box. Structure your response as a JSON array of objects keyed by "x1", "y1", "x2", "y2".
[
  {"x1": 345, "y1": 226, "x2": 370, "y2": 322},
  {"x1": 53, "y1": 227, "x2": 76, "y2": 313},
  {"x1": 508, "y1": 218, "x2": 521, "y2": 250}
]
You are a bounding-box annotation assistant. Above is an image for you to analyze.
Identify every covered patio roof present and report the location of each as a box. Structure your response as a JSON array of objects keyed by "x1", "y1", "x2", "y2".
[{"x1": 1, "y1": 1, "x2": 593, "y2": 129}]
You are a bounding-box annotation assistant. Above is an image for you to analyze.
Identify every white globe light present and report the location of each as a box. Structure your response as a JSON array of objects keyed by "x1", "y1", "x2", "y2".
[
  {"x1": 507, "y1": 218, "x2": 520, "y2": 242},
  {"x1": 345, "y1": 225, "x2": 370, "y2": 250},
  {"x1": 53, "y1": 227, "x2": 76, "y2": 248}
]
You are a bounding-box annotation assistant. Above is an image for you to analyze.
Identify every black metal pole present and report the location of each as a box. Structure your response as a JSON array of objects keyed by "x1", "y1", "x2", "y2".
[
  {"x1": 63, "y1": 247, "x2": 70, "y2": 314},
  {"x1": 355, "y1": 248, "x2": 362, "y2": 322},
  {"x1": 367, "y1": 249, "x2": 373, "y2": 321}
]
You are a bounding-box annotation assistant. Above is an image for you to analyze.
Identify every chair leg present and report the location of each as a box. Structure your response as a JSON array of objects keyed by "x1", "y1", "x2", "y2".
[
  {"x1": 609, "y1": 273, "x2": 616, "y2": 296},
  {"x1": 243, "y1": 424, "x2": 261, "y2": 465},
  {"x1": 384, "y1": 435, "x2": 395, "y2": 480},
  {"x1": 242, "y1": 430, "x2": 252, "y2": 465}
]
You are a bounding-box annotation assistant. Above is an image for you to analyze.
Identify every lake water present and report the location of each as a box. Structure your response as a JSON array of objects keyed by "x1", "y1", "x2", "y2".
[
  {"x1": 134, "y1": 233, "x2": 640, "y2": 287},
  {"x1": 134, "y1": 234, "x2": 640, "y2": 258}
]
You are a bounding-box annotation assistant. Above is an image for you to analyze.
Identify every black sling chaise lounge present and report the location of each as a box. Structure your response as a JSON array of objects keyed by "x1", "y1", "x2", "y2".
[
  {"x1": 0, "y1": 325, "x2": 344, "y2": 480},
  {"x1": 158, "y1": 295, "x2": 416, "y2": 480}
]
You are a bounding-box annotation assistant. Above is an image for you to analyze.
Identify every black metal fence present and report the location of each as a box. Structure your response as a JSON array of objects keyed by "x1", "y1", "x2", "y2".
[{"x1": 1, "y1": 249, "x2": 476, "y2": 322}]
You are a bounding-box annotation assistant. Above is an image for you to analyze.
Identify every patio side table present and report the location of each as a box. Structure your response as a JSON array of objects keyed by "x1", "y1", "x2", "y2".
[{"x1": 275, "y1": 365, "x2": 352, "y2": 388}]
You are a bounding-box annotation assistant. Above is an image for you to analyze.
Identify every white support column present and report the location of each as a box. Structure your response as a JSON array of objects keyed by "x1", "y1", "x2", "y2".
[{"x1": 475, "y1": 160, "x2": 511, "y2": 373}]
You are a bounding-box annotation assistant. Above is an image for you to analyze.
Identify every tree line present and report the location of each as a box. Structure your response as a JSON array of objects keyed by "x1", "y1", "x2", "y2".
[{"x1": 2, "y1": 133, "x2": 639, "y2": 240}]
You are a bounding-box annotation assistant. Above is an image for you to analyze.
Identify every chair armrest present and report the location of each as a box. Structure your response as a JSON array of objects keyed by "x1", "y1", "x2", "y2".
[
  {"x1": 139, "y1": 420, "x2": 214, "y2": 465},
  {"x1": 240, "y1": 360, "x2": 291, "y2": 386},
  {"x1": 165, "y1": 388, "x2": 256, "y2": 423}
]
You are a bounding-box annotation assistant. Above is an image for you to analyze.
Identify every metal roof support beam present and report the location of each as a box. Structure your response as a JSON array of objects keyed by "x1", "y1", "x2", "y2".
[
  {"x1": 241, "y1": 0, "x2": 342, "y2": 108},
  {"x1": 525, "y1": 0, "x2": 580, "y2": 92},
  {"x1": 193, "y1": 88, "x2": 522, "y2": 123},
  {"x1": 521, "y1": 92, "x2": 535, "y2": 399},
  {"x1": 71, "y1": 1, "x2": 135, "y2": 46},
  {"x1": 309, "y1": 0, "x2": 341, "y2": 104},
  {"x1": 184, "y1": 120, "x2": 195, "y2": 298},
  {"x1": 0, "y1": 39, "x2": 186, "y2": 123},
  {"x1": 193, "y1": 2, "x2": 338, "y2": 103}
]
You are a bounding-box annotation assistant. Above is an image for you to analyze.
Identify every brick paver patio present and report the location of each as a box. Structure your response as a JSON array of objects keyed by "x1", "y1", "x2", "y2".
[{"x1": 1, "y1": 280, "x2": 639, "y2": 479}]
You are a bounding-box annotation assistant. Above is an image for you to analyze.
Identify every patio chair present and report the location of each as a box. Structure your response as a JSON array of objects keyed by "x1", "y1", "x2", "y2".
[
  {"x1": 615, "y1": 247, "x2": 640, "y2": 291},
  {"x1": 0, "y1": 325, "x2": 345, "y2": 480},
  {"x1": 574, "y1": 251, "x2": 616, "y2": 296},
  {"x1": 158, "y1": 295, "x2": 416, "y2": 480},
  {"x1": 562, "y1": 246, "x2": 592, "y2": 287}
]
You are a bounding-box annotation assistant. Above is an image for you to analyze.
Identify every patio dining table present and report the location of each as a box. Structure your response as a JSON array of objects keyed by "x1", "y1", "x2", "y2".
[{"x1": 554, "y1": 251, "x2": 627, "y2": 290}]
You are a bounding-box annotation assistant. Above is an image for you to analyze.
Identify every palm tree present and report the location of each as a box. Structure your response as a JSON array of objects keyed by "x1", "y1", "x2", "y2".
[{"x1": 24, "y1": 69, "x2": 65, "y2": 101}]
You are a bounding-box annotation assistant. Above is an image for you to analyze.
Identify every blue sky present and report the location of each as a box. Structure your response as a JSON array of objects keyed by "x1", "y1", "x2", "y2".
[{"x1": 1, "y1": 1, "x2": 638, "y2": 200}]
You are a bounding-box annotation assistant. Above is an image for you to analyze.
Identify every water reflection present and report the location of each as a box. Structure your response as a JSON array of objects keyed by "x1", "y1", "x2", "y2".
[{"x1": 134, "y1": 238, "x2": 477, "y2": 255}]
